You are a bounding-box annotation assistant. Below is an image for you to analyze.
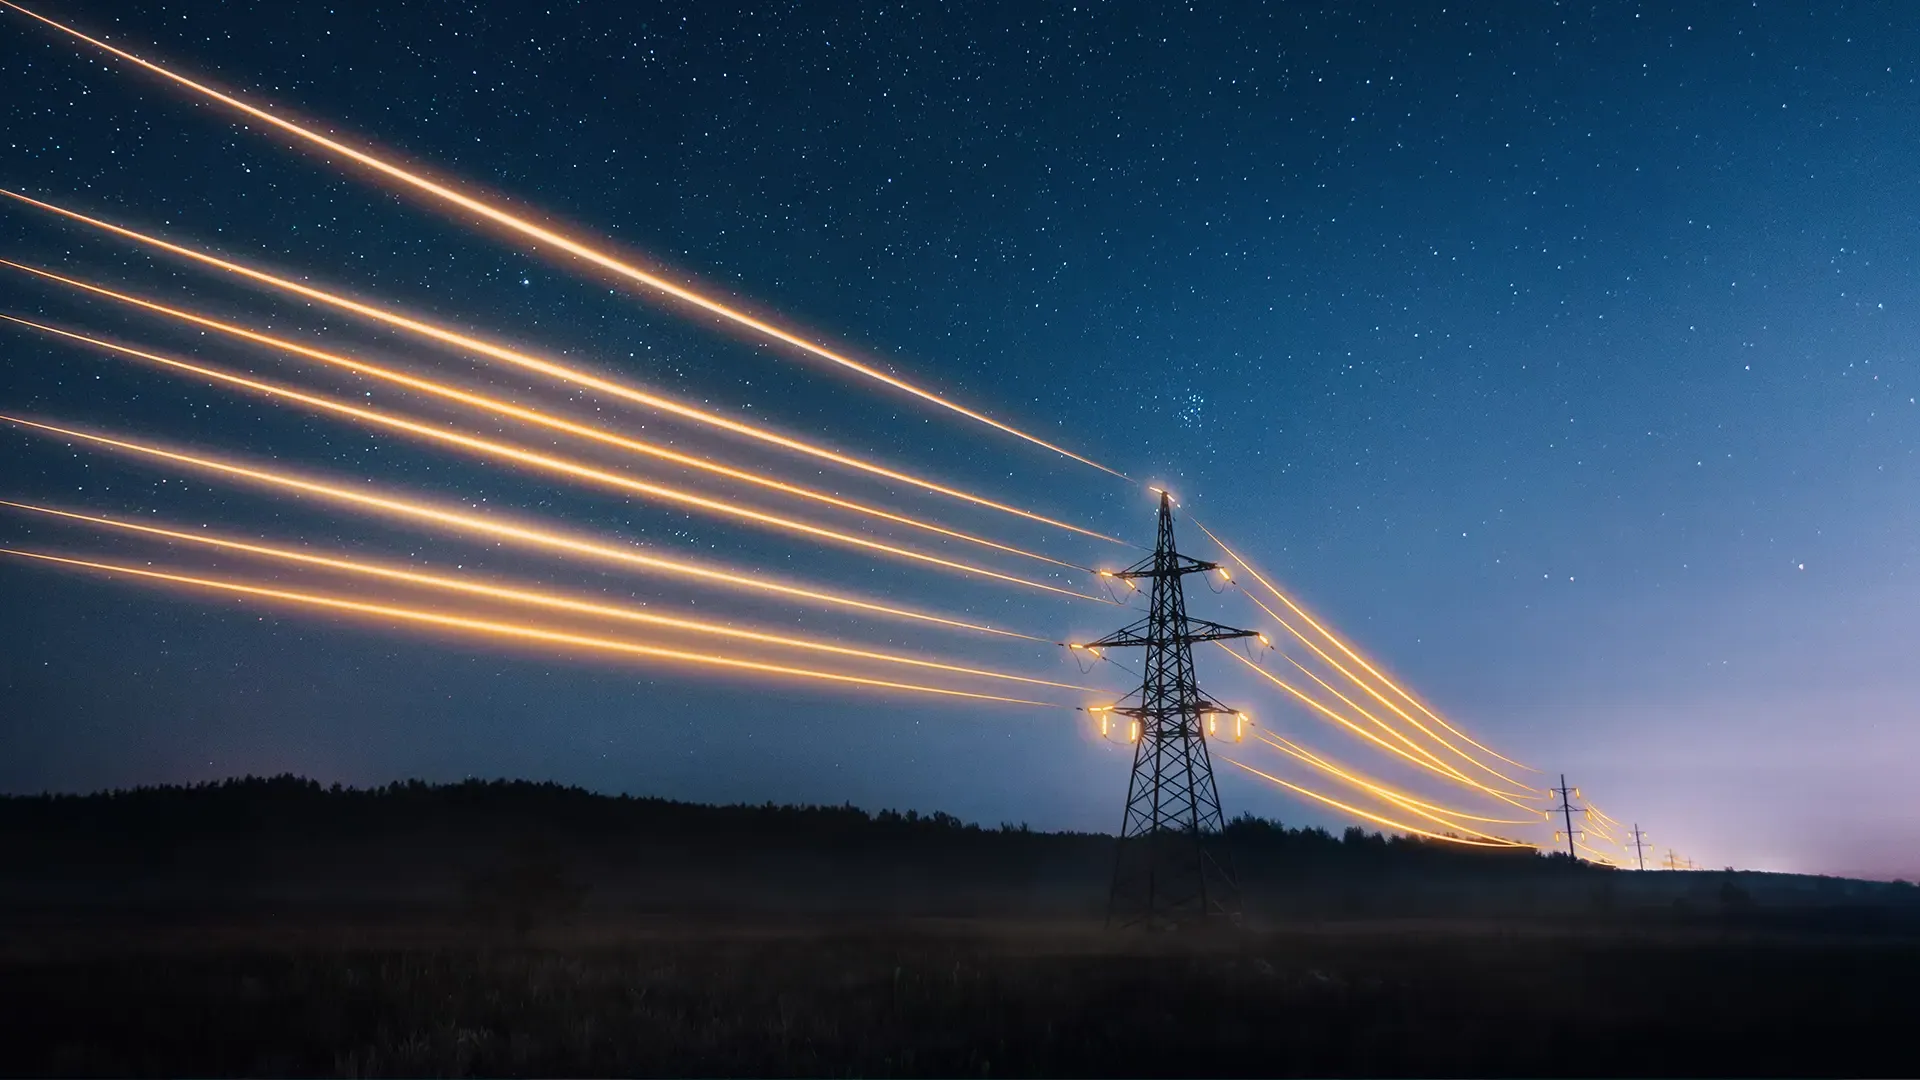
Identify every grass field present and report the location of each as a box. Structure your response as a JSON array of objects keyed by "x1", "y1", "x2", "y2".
[{"x1": 1, "y1": 911, "x2": 1914, "y2": 1077}]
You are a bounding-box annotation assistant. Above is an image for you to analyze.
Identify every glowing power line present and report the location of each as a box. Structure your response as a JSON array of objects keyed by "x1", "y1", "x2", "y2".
[
  {"x1": 0, "y1": 4, "x2": 1126, "y2": 477},
  {"x1": 1275, "y1": 650, "x2": 1509, "y2": 794},
  {"x1": 1236, "y1": 584, "x2": 1537, "y2": 793},
  {"x1": 0, "y1": 267, "x2": 1091, "y2": 574},
  {"x1": 0, "y1": 190, "x2": 1123, "y2": 543},
  {"x1": 1253, "y1": 734, "x2": 1532, "y2": 845},
  {"x1": 0, "y1": 500, "x2": 1091, "y2": 693},
  {"x1": 1214, "y1": 643, "x2": 1533, "y2": 808},
  {"x1": 1220, "y1": 756, "x2": 1526, "y2": 848},
  {"x1": 0, "y1": 548, "x2": 1067, "y2": 708},
  {"x1": 7, "y1": 321, "x2": 1108, "y2": 604},
  {"x1": 0, "y1": 414, "x2": 1047, "y2": 641},
  {"x1": 1264, "y1": 653, "x2": 1539, "y2": 811},
  {"x1": 1573, "y1": 838, "x2": 1623, "y2": 867},
  {"x1": 1256, "y1": 731, "x2": 1543, "y2": 827},
  {"x1": 1195, "y1": 516, "x2": 1540, "y2": 775}
]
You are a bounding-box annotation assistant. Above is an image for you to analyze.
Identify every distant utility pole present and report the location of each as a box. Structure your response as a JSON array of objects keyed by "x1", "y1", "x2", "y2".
[
  {"x1": 1663, "y1": 849, "x2": 1682, "y2": 871},
  {"x1": 1088, "y1": 490, "x2": 1257, "y2": 930},
  {"x1": 1628, "y1": 824, "x2": 1650, "y2": 871},
  {"x1": 1550, "y1": 774, "x2": 1584, "y2": 861}
]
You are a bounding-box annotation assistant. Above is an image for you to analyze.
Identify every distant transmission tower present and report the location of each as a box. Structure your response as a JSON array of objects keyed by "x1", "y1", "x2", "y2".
[
  {"x1": 1628, "y1": 824, "x2": 1650, "y2": 871},
  {"x1": 1550, "y1": 774, "x2": 1584, "y2": 861},
  {"x1": 1088, "y1": 490, "x2": 1257, "y2": 929}
]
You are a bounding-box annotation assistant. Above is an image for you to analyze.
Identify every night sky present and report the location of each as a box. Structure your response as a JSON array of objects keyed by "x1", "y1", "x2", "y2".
[{"x1": 2, "y1": 2, "x2": 1914, "y2": 879}]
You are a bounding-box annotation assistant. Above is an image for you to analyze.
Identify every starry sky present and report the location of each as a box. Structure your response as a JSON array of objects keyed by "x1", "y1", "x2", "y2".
[{"x1": 2, "y1": 2, "x2": 1915, "y2": 879}]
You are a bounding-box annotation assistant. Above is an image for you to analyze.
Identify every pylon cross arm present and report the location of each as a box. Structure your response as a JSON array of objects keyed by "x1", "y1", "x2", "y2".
[
  {"x1": 1112, "y1": 695, "x2": 1236, "y2": 720},
  {"x1": 1179, "y1": 619, "x2": 1259, "y2": 642},
  {"x1": 1085, "y1": 627, "x2": 1153, "y2": 649},
  {"x1": 1111, "y1": 553, "x2": 1221, "y2": 579},
  {"x1": 1087, "y1": 623, "x2": 1256, "y2": 651}
]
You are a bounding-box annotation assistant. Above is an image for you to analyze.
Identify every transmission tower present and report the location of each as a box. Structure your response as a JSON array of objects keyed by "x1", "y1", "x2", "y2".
[
  {"x1": 1088, "y1": 490, "x2": 1257, "y2": 929},
  {"x1": 1627, "y1": 824, "x2": 1650, "y2": 871},
  {"x1": 1550, "y1": 774, "x2": 1584, "y2": 861}
]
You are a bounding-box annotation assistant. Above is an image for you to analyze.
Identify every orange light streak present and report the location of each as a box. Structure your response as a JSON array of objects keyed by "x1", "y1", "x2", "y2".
[
  {"x1": 1220, "y1": 757, "x2": 1526, "y2": 848},
  {"x1": 1237, "y1": 584, "x2": 1536, "y2": 792},
  {"x1": 0, "y1": 500, "x2": 1089, "y2": 692},
  {"x1": 1583, "y1": 817, "x2": 1622, "y2": 845},
  {"x1": 1216, "y1": 643, "x2": 1472, "y2": 788},
  {"x1": 0, "y1": 1, "x2": 1128, "y2": 476},
  {"x1": 1275, "y1": 649, "x2": 1492, "y2": 792},
  {"x1": 6, "y1": 322, "x2": 1107, "y2": 604},
  {"x1": 0, "y1": 548, "x2": 1066, "y2": 708},
  {"x1": 1275, "y1": 652, "x2": 1540, "y2": 810},
  {"x1": 0, "y1": 266, "x2": 1091, "y2": 574},
  {"x1": 1573, "y1": 839, "x2": 1623, "y2": 867},
  {"x1": 1268, "y1": 654, "x2": 1538, "y2": 808},
  {"x1": 1214, "y1": 643, "x2": 1537, "y2": 810},
  {"x1": 0, "y1": 190, "x2": 1123, "y2": 544},
  {"x1": 1195, "y1": 517, "x2": 1540, "y2": 774},
  {"x1": 1254, "y1": 734, "x2": 1530, "y2": 844},
  {"x1": 1256, "y1": 732, "x2": 1543, "y2": 827},
  {"x1": 0, "y1": 414, "x2": 1046, "y2": 641}
]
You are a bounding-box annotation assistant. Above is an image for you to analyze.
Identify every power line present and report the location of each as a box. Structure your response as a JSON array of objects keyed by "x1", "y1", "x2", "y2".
[{"x1": 0, "y1": 4, "x2": 1131, "y2": 478}]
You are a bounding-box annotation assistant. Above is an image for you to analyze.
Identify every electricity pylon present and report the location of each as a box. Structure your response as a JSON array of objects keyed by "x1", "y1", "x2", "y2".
[
  {"x1": 1089, "y1": 490, "x2": 1256, "y2": 929},
  {"x1": 1628, "y1": 824, "x2": 1650, "y2": 870},
  {"x1": 1550, "y1": 774, "x2": 1584, "y2": 861}
]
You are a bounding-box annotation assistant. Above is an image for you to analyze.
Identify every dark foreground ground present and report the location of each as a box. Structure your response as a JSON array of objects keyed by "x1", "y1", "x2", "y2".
[
  {"x1": 4, "y1": 779, "x2": 1917, "y2": 1076},
  {"x1": 2, "y1": 910, "x2": 1917, "y2": 1077}
]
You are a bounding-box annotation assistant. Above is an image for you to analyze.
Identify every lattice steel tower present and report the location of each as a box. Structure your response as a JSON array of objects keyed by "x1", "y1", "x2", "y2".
[{"x1": 1088, "y1": 490, "x2": 1256, "y2": 929}]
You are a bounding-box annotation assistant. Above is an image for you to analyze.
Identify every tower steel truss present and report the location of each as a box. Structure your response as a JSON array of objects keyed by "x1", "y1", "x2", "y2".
[{"x1": 1089, "y1": 490, "x2": 1256, "y2": 929}]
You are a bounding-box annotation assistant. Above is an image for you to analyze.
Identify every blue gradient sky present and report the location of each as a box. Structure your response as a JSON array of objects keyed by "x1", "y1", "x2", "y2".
[{"x1": 2, "y1": 2, "x2": 1914, "y2": 878}]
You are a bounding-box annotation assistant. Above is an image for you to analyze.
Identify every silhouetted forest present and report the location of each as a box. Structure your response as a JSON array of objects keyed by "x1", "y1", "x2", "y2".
[
  {"x1": 0, "y1": 773, "x2": 1550, "y2": 869},
  {"x1": 3, "y1": 775, "x2": 1911, "y2": 926}
]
